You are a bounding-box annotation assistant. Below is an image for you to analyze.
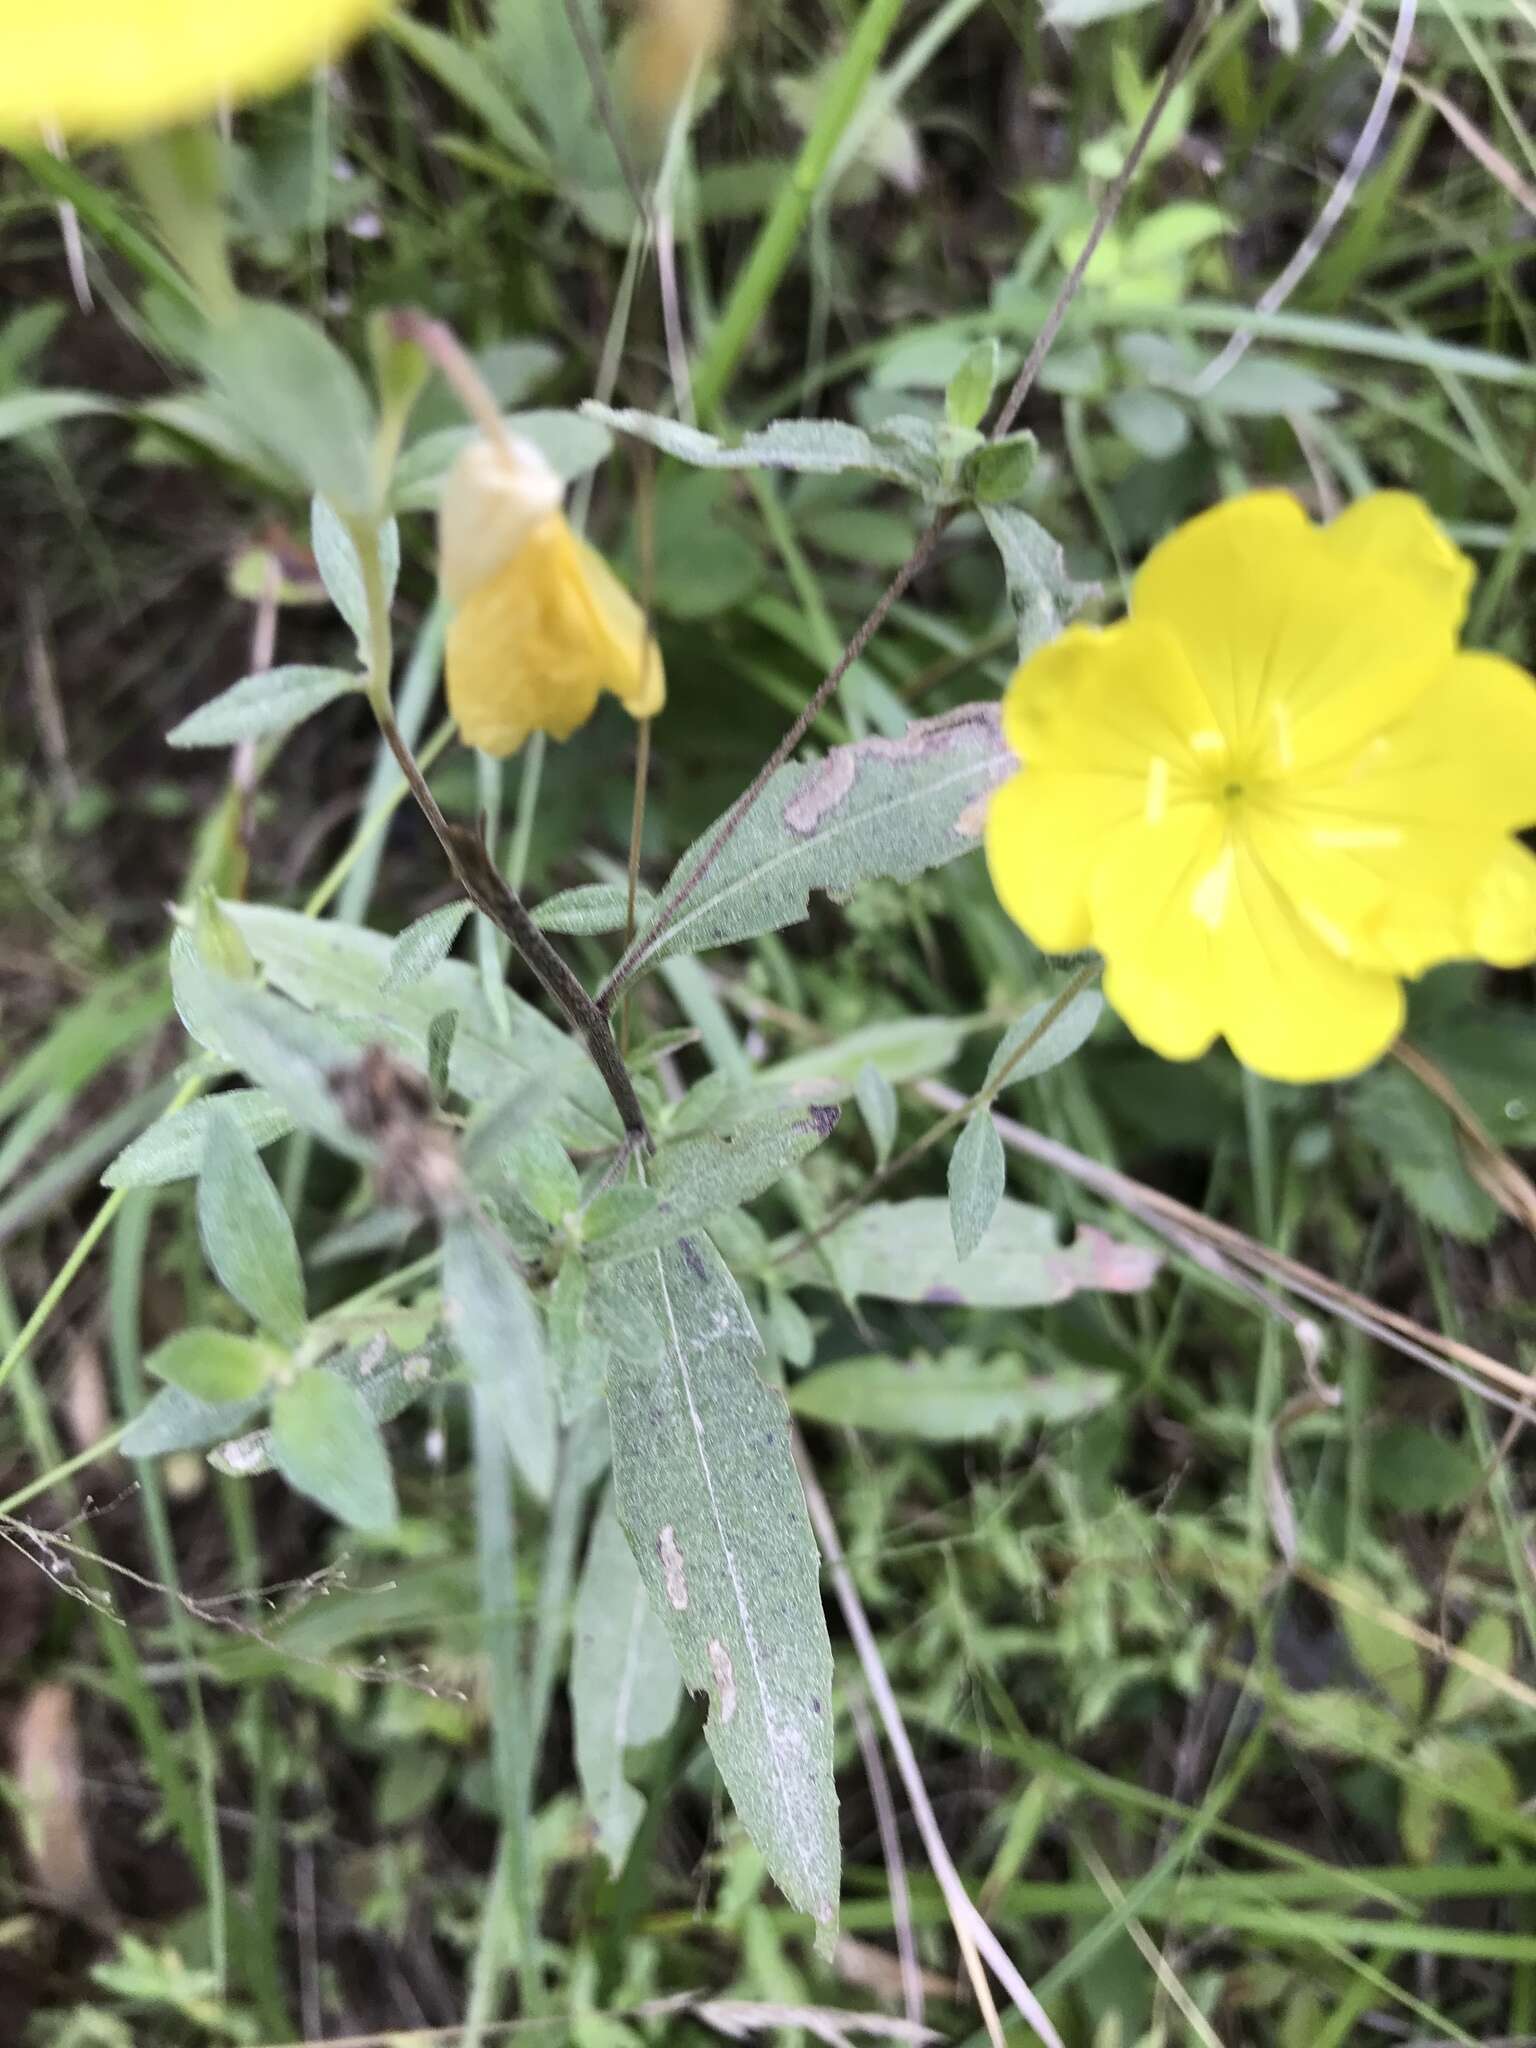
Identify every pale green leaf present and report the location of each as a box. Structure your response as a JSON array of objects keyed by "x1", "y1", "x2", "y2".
[
  {"x1": 585, "y1": 404, "x2": 936, "y2": 493},
  {"x1": 604, "y1": 1234, "x2": 840, "y2": 1935},
  {"x1": 145, "y1": 1328, "x2": 278, "y2": 1406},
  {"x1": 854, "y1": 1062, "x2": 897, "y2": 1167},
  {"x1": 206, "y1": 1329, "x2": 455, "y2": 1478},
  {"x1": 171, "y1": 937, "x2": 371, "y2": 1162},
  {"x1": 572, "y1": 1496, "x2": 684, "y2": 1873},
  {"x1": 587, "y1": 1107, "x2": 839, "y2": 1262},
  {"x1": 948, "y1": 1111, "x2": 1005, "y2": 1262},
  {"x1": 533, "y1": 882, "x2": 641, "y2": 935},
  {"x1": 627, "y1": 705, "x2": 1010, "y2": 971},
  {"x1": 167, "y1": 665, "x2": 361, "y2": 749},
  {"x1": 122, "y1": 1384, "x2": 266, "y2": 1458},
  {"x1": 311, "y1": 496, "x2": 400, "y2": 659},
  {"x1": 443, "y1": 1217, "x2": 555, "y2": 1500},
  {"x1": 104, "y1": 1089, "x2": 295, "y2": 1188},
  {"x1": 781, "y1": 1197, "x2": 1160, "y2": 1307},
  {"x1": 984, "y1": 988, "x2": 1103, "y2": 1092},
  {"x1": 1436, "y1": 1616, "x2": 1514, "y2": 1725},
  {"x1": 222, "y1": 904, "x2": 620, "y2": 1150},
  {"x1": 789, "y1": 1353, "x2": 1117, "y2": 1439},
  {"x1": 271, "y1": 1372, "x2": 398, "y2": 1531},
  {"x1": 0, "y1": 389, "x2": 117, "y2": 439},
  {"x1": 548, "y1": 1257, "x2": 606, "y2": 1421},
  {"x1": 1340, "y1": 1598, "x2": 1425, "y2": 1724},
  {"x1": 199, "y1": 301, "x2": 378, "y2": 516},
  {"x1": 197, "y1": 1107, "x2": 307, "y2": 1344},
  {"x1": 1195, "y1": 355, "x2": 1340, "y2": 416},
  {"x1": 979, "y1": 503, "x2": 1085, "y2": 657},
  {"x1": 381, "y1": 902, "x2": 472, "y2": 995},
  {"x1": 946, "y1": 338, "x2": 1000, "y2": 431}
]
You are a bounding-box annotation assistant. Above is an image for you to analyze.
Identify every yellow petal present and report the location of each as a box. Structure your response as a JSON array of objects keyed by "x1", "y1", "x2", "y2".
[
  {"x1": 445, "y1": 515, "x2": 663, "y2": 757},
  {"x1": 1001, "y1": 618, "x2": 1215, "y2": 775},
  {"x1": 1131, "y1": 491, "x2": 1453, "y2": 772},
  {"x1": 1322, "y1": 491, "x2": 1474, "y2": 629},
  {"x1": 1, "y1": 0, "x2": 385, "y2": 138},
  {"x1": 1092, "y1": 810, "x2": 1403, "y2": 1080},
  {"x1": 1470, "y1": 839, "x2": 1536, "y2": 967},
  {"x1": 984, "y1": 769, "x2": 1129, "y2": 954},
  {"x1": 439, "y1": 436, "x2": 564, "y2": 606},
  {"x1": 1092, "y1": 805, "x2": 1225, "y2": 1062},
  {"x1": 1214, "y1": 846, "x2": 1404, "y2": 1081}
]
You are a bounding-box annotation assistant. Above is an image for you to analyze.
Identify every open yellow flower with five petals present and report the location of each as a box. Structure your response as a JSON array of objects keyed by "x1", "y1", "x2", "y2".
[
  {"x1": 985, "y1": 492, "x2": 1536, "y2": 1083},
  {"x1": 439, "y1": 433, "x2": 665, "y2": 759},
  {"x1": 0, "y1": 0, "x2": 385, "y2": 138}
]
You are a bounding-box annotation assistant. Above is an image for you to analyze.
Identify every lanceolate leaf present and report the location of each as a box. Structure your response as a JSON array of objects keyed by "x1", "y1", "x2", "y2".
[
  {"x1": 167, "y1": 666, "x2": 362, "y2": 749},
  {"x1": 984, "y1": 988, "x2": 1103, "y2": 1093},
  {"x1": 603, "y1": 1234, "x2": 840, "y2": 1936},
  {"x1": 586, "y1": 1107, "x2": 839, "y2": 1262},
  {"x1": 104, "y1": 1089, "x2": 295, "y2": 1189},
  {"x1": 948, "y1": 1110, "x2": 1005, "y2": 1262},
  {"x1": 789, "y1": 1353, "x2": 1117, "y2": 1439},
  {"x1": 781, "y1": 1197, "x2": 1160, "y2": 1308},
  {"x1": 571, "y1": 1496, "x2": 684, "y2": 1873},
  {"x1": 270, "y1": 1372, "x2": 398, "y2": 1532},
  {"x1": 198, "y1": 1107, "x2": 307, "y2": 1345},
  {"x1": 223, "y1": 904, "x2": 620, "y2": 1150},
  {"x1": 624, "y1": 705, "x2": 1012, "y2": 975},
  {"x1": 442, "y1": 1217, "x2": 555, "y2": 1500},
  {"x1": 584, "y1": 404, "x2": 938, "y2": 492}
]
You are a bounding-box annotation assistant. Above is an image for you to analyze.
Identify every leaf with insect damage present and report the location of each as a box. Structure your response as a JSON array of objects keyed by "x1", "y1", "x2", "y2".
[
  {"x1": 780, "y1": 1197, "x2": 1160, "y2": 1308},
  {"x1": 600, "y1": 1233, "x2": 840, "y2": 1940},
  {"x1": 623, "y1": 705, "x2": 1012, "y2": 975}
]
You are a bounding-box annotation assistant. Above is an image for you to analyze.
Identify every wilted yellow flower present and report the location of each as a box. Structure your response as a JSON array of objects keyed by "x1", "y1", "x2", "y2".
[
  {"x1": 440, "y1": 434, "x2": 664, "y2": 758},
  {"x1": 0, "y1": 0, "x2": 386, "y2": 138},
  {"x1": 623, "y1": 0, "x2": 731, "y2": 131},
  {"x1": 985, "y1": 492, "x2": 1536, "y2": 1083}
]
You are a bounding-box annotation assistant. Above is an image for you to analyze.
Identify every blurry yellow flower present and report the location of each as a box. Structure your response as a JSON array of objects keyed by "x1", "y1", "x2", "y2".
[
  {"x1": 1, "y1": 0, "x2": 386, "y2": 138},
  {"x1": 623, "y1": 0, "x2": 731, "y2": 132},
  {"x1": 440, "y1": 435, "x2": 664, "y2": 759},
  {"x1": 985, "y1": 492, "x2": 1536, "y2": 1083}
]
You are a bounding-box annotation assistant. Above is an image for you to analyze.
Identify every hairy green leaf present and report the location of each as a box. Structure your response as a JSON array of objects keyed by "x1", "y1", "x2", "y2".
[
  {"x1": 948, "y1": 1110, "x2": 1005, "y2": 1261},
  {"x1": 627, "y1": 706, "x2": 1010, "y2": 972},
  {"x1": 197, "y1": 1106, "x2": 307, "y2": 1344},
  {"x1": 145, "y1": 1328, "x2": 278, "y2": 1406},
  {"x1": 381, "y1": 902, "x2": 472, "y2": 995},
  {"x1": 222, "y1": 904, "x2": 620, "y2": 1150},
  {"x1": 585, "y1": 404, "x2": 939, "y2": 493},
  {"x1": 122, "y1": 1383, "x2": 266, "y2": 1459},
  {"x1": 104, "y1": 1089, "x2": 295, "y2": 1188},
  {"x1": 571, "y1": 1497, "x2": 684, "y2": 1873},
  {"x1": 199, "y1": 301, "x2": 378, "y2": 516},
  {"x1": 603, "y1": 1234, "x2": 840, "y2": 1934},
  {"x1": 854, "y1": 1062, "x2": 898, "y2": 1167},
  {"x1": 271, "y1": 1372, "x2": 398, "y2": 1531},
  {"x1": 588, "y1": 1107, "x2": 839, "y2": 1262},
  {"x1": 984, "y1": 988, "x2": 1103, "y2": 1092},
  {"x1": 311, "y1": 495, "x2": 400, "y2": 659},
  {"x1": 167, "y1": 665, "x2": 362, "y2": 749},
  {"x1": 443, "y1": 1217, "x2": 555, "y2": 1500}
]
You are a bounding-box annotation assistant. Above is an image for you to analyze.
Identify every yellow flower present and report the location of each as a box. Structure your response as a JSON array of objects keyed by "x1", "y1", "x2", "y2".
[
  {"x1": 985, "y1": 492, "x2": 1536, "y2": 1083},
  {"x1": 623, "y1": 0, "x2": 731, "y2": 132},
  {"x1": 1, "y1": 0, "x2": 386, "y2": 138},
  {"x1": 440, "y1": 434, "x2": 664, "y2": 758}
]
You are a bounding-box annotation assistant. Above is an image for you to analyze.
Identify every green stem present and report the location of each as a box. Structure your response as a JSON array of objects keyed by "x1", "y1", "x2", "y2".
[{"x1": 689, "y1": 0, "x2": 907, "y2": 420}]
